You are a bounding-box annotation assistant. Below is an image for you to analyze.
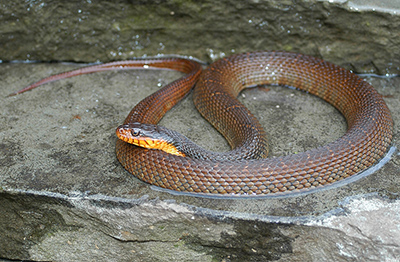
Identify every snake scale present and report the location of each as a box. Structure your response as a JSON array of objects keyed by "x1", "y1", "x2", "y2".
[{"x1": 13, "y1": 51, "x2": 393, "y2": 196}]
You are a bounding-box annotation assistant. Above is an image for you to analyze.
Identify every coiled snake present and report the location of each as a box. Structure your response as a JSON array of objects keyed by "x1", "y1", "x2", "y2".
[{"x1": 12, "y1": 51, "x2": 393, "y2": 196}]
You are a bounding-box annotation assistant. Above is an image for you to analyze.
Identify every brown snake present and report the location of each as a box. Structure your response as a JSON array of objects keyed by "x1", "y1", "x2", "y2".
[{"x1": 12, "y1": 51, "x2": 393, "y2": 196}]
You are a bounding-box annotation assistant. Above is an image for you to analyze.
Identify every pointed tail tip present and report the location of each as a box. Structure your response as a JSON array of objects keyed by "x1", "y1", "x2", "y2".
[
  {"x1": 6, "y1": 92, "x2": 18, "y2": 97},
  {"x1": 7, "y1": 86, "x2": 32, "y2": 97}
]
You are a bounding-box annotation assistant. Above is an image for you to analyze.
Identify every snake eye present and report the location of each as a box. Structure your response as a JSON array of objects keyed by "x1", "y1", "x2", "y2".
[{"x1": 131, "y1": 129, "x2": 140, "y2": 137}]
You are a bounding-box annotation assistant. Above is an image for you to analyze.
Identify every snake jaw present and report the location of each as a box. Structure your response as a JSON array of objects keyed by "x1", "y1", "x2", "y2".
[{"x1": 116, "y1": 123, "x2": 186, "y2": 157}]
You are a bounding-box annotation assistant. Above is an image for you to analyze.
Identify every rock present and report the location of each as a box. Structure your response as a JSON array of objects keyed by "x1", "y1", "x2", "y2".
[
  {"x1": 1, "y1": 62, "x2": 399, "y2": 262},
  {"x1": 0, "y1": 0, "x2": 399, "y2": 261},
  {"x1": 0, "y1": 0, "x2": 399, "y2": 74}
]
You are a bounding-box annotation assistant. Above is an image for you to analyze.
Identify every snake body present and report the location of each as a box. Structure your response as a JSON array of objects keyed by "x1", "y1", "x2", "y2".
[
  {"x1": 116, "y1": 51, "x2": 393, "y2": 195},
  {"x1": 14, "y1": 52, "x2": 393, "y2": 196}
]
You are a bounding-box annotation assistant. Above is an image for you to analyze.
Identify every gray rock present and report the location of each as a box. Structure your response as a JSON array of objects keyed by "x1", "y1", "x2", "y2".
[
  {"x1": 1, "y1": 62, "x2": 399, "y2": 262},
  {"x1": 0, "y1": 0, "x2": 400, "y2": 74},
  {"x1": 0, "y1": 0, "x2": 399, "y2": 261}
]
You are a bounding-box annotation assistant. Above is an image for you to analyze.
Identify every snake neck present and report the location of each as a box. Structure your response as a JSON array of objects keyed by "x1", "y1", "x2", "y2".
[{"x1": 159, "y1": 126, "x2": 268, "y2": 161}]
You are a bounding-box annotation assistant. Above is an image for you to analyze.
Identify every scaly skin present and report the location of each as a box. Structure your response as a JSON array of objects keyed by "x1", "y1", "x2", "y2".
[{"x1": 12, "y1": 52, "x2": 393, "y2": 196}]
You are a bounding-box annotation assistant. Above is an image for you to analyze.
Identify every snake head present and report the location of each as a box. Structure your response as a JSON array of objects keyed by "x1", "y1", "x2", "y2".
[{"x1": 116, "y1": 122, "x2": 186, "y2": 157}]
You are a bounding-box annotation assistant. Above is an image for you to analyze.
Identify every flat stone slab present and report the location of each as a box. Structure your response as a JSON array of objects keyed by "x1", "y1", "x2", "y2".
[{"x1": 1, "y1": 62, "x2": 399, "y2": 261}]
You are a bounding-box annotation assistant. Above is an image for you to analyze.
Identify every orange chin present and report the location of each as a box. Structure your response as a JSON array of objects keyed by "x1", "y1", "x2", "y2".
[{"x1": 116, "y1": 128, "x2": 185, "y2": 157}]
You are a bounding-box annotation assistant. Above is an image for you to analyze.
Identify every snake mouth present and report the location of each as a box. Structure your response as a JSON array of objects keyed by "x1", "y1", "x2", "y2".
[{"x1": 115, "y1": 125, "x2": 186, "y2": 157}]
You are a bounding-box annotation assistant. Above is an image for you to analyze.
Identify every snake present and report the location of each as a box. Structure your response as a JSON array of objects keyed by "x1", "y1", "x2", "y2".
[{"x1": 12, "y1": 51, "x2": 393, "y2": 196}]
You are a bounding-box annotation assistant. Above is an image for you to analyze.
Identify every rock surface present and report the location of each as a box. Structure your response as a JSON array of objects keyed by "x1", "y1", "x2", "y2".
[
  {"x1": 0, "y1": 0, "x2": 399, "y2": 261},
  {"x1": 1, "y1": 0, "x2": 400, "y2": 74},
  {"x1": 1, "y1": 63, "x2": 399, "y2": 262}
]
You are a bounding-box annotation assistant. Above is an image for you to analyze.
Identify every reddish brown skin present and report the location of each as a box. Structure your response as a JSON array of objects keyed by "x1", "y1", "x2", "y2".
[
  {"x1": 117, "y1": 52, "x2": 393, "y2": 196},
  {"x1": 13, "y1": 52, "x2": 393, "y2": 196}
]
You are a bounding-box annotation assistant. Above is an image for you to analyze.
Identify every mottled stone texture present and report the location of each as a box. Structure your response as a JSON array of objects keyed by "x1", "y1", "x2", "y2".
[
  {"x1": 1, "y1": 0, "x2": 399, "y2": 74},
  {"x1": 1, "y1": 61, "x2": 399, "y2": 262},
  {"x1": 0, "y1": 1, "x2": 399, "y2": 261}
]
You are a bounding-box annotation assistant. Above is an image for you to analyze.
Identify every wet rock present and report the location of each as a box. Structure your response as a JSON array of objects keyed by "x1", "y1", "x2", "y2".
[
  {"x1": 0, "y1": 0, "x2": 399, "y2": 74},
  {"x1": 1, "y1": 62, "x2": 399, "y2": 261},
  {"x1": 0, "y1": 0, "x2": 399, "y2": 261}
]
